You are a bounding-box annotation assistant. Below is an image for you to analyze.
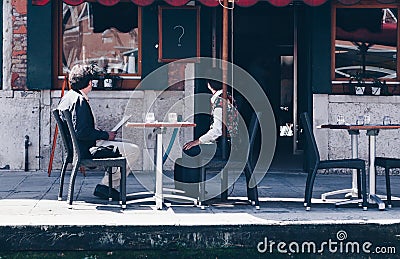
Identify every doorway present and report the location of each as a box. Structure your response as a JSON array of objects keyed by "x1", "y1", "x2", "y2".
[{"x1": 233, "y1": 3, "x2": 305, "y2": 171}]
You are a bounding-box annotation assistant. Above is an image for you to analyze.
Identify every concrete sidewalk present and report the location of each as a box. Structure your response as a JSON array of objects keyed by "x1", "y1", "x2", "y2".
[{"x1": 1, "y1": 169, "x2": 400, "y2": 257}]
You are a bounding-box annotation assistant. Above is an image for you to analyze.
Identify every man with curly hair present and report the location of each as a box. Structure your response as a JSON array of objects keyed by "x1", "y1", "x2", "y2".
[{"x1": 57, "y1": 64, "x2": 139, "y2": 200}]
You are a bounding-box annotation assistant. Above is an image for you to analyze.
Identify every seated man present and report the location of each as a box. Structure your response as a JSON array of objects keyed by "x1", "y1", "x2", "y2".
[
  {"x1": 57, "y1": 64, "x2": 140, "y2": 200},
  {"x1": 174, "y1": 80, "x2": 238, "y2": 198}
]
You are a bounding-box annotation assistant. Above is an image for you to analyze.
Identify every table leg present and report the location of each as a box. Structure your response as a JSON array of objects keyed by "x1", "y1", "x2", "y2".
[
  {"x1": 127, "y1": 125, "x2": 198, "y2": 209},
  {"x1": 155, "y1": 131, "x2": 163, "y2": 210},
  {"x1": 369, "y1": 134, "x2": 376, "y2": 196},
  {"x1": 367, "y1": 130, "x2": 385, "y2": 210},
  {"x1": 350, "y1": 132, "x2": 359, "y2": 197},
  {"x1": 153, "y1": 127, "x2": 198, "y2": 207},
  {"x1": 321, "y1": 130, "x2": 359, "y2": 201}
]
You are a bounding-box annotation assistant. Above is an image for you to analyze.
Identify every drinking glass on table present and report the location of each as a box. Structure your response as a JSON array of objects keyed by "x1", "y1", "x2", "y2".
[
  {"x1": 337, "y1": 115, "x2": 345, "y2": 125},
  {"x1": 145, "y1": 112, "x2": 155, "y2": 123},
  {"x1": 383, "y1": 116, "x2": 392, "y2": 125},
  {"x1": 363, "y1": 115, "x2": 371, "y2": 125},
  {"x1": 356, "y1": 116, "x2": 364, "y2": 125},
  {"x1": 168, "y1": 113, "x2": 178, "y2": 123}
]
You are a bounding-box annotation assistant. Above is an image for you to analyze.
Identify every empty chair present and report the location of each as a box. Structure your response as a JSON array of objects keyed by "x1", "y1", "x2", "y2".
[
  {"x1": 53, "y1": 109, "x2": 127, "y2": 208},
  {"x1": 375, "y1": 157, "x2": 400, "y2": 208},
  {"x1": 300, "y1": 112, "x2": 367, "y2": 211},
  {"x1": 199, "y1": 112, "x2": 261, "y2": 208}
]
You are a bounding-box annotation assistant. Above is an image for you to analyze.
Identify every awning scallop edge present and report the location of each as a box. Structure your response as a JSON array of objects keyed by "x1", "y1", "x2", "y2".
[{"x1": 32, "y1": 0, "x2": 331, "y2": 7}]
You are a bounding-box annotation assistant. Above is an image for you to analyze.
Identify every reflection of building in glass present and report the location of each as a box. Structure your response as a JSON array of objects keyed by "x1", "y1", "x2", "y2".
[
  {"x1": 62, "y1": 2, "x2": 139, "y2": 74},
  {"x1": 335, "y1": 8, "x2": 397, "y2": 80}
]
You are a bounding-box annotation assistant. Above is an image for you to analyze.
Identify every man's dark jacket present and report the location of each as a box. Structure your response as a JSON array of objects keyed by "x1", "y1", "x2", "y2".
[{"x1": 57, "y1": 89, "x2": 109, "y2": 158}]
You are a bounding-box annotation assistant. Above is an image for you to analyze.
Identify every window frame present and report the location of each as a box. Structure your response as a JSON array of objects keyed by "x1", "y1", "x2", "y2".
[
  {"x1": 53, "y1": 0, "x2": 142, "y2": 90},
  {"x1": 331, "y1": 1, "x2": 400, "y2": 84}
]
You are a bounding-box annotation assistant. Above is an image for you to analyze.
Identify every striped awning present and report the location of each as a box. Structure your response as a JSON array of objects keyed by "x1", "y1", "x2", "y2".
[
  {"x1": 32, "y1": 0, "x2": 399, "y2": 7},
  {"x1": 31, "y1": 0, "x2": 329, "y2": 7}
]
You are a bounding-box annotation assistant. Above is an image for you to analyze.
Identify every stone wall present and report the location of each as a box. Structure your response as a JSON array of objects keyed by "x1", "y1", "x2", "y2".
[
  {"x1": 0, "y1": 91, "x2": 40, "y2": 170},
  {"x1": 0, "y1": 89, "x2": 193, "y2": 171}
]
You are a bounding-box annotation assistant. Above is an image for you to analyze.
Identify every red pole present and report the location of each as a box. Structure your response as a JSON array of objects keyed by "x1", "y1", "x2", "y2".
[{"x1": 47, "y1": 76, "x2": 68, "y2": 177}]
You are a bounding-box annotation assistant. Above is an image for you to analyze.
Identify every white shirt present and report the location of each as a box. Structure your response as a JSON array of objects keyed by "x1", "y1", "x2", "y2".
[
  {"x1": 79, "y1": 90, "x2": 89, "y2": 101},
  {"x1": 199, "y1": 90, "x2": 223, "y2": 144}
]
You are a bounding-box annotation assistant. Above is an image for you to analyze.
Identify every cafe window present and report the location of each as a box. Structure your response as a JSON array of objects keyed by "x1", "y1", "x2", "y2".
[
  {"x1": 57, "y1": 1, "x2": 141, "y2": 89},
  {"x1": 333, "y1": 3, "x2": 399, "y2": 89}
]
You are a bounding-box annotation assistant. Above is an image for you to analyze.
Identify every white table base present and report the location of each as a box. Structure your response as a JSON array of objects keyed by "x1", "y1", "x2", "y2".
[{"x1": 127, "y1": 127, "x2": 198, "y2": 209}]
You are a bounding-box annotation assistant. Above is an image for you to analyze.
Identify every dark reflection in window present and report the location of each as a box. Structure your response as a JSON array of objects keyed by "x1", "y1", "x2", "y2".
[
  {"x1": 92, "y1": 3, "x2": 138, "y2": 33},
  {"x1": 337, "y1": 8, "x2": 383, "y2": 33}
]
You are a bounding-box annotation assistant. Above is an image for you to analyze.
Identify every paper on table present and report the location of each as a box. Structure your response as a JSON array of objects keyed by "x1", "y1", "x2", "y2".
[{"x1": 111, "y1": 115, "x2": 132, "y2": 132}]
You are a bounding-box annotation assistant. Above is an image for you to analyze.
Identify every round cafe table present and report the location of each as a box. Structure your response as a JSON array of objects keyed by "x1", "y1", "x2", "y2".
[{"x1": 125, "y1": 121, "x2": 198, "y2": 209}]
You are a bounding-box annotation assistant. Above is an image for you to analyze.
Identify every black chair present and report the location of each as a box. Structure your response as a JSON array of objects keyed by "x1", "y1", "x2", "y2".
[
  {"x1": 375, "y1": 157, "x2": 400, "y2": 208},
  {"x1": 52, "y1": 109, "x2": 73, "y2": 202},
  {"x1": 52, "y1": 109, "x2": 127, "y2": 208},
  {"x1": 300, "y1": 112, "x2": 368, "y2": 211},
  {"x1": 199, "y1": 112, "x2": 261, "y2": 209}
]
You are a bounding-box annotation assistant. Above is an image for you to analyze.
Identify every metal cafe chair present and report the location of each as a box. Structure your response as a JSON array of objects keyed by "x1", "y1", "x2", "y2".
[
  {"x1": 375, "y1": 157, "x2": 400, "y2": 208},
  {"x1": 199, "y1": 112, "x2": 261, "y2": 209},
  {"x1": 52, "y1": 109, "x2": 73, "y2": 202},
  {"x1": 300, "y1": 112, "x2": 368, "y2": 211},
  {"x1": 52, "y1": 109, "x2": 127, "y2": 209}
]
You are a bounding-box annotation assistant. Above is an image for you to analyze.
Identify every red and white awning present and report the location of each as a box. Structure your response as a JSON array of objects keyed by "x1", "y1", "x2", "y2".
[
  {"x1": 337, "y1": 23, "x2": 397, "y2": 47},
  {"x1": 32, "y1": 0, "x2": 400, "y2": 7},
  {"x1": 31, "y1": 0, "x2": 330, "y2": 7}
]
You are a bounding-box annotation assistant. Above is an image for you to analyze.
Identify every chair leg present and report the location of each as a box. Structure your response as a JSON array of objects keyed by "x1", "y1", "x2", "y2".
[
  {"x1": 385, "y1": 167, "x2": 392, "y2": 208},
  {"x1": 305, "y1": 168, "x2": 318, "y2": 210},
  {"x1": 107, "y1": 167, "x2": 113, "y2": 202},
  {"x1": 58, "y1": 160, "x2": 69, "y2": 201},
  {"x1": 67, "y1": 163, "x2": 80, "y2": 206},
  {"x1": 120, "y1": 164, "x2": 127, "y2": 209},
  {"x1": 220, "y1": 168, "x2": 228, "y2": 201},
  {"x1": 244, "y1": 163, "x2": 259, "y2": 207},
  {"x1": 251, "y1": 185, "x2": 260, "y2": 208},
  {"x1": 199, "y1": 167, "x2": 206, "y2": 203},
  {"x1": 361, "y1": 168, "x2": 368, "y2": 210},
  {"x1": 304, "y1": 169, "x2": 312, "y2": 207},
  {"x1": 244, "y1": 165, "x2": 251, "y2": 200},
  {"x1": 356, "y1": 169, "x2": 362, "y2": 199}
]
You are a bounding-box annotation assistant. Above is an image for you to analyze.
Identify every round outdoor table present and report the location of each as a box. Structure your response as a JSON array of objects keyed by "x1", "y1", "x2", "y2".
[{"x1": 125, "y1": 121, "x2": 197, "y2": 210}]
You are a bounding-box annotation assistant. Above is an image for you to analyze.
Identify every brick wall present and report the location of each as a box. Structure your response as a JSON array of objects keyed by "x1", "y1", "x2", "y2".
[{"x1": 11, "y1": 0, "x2": 27, "y2": 90}]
